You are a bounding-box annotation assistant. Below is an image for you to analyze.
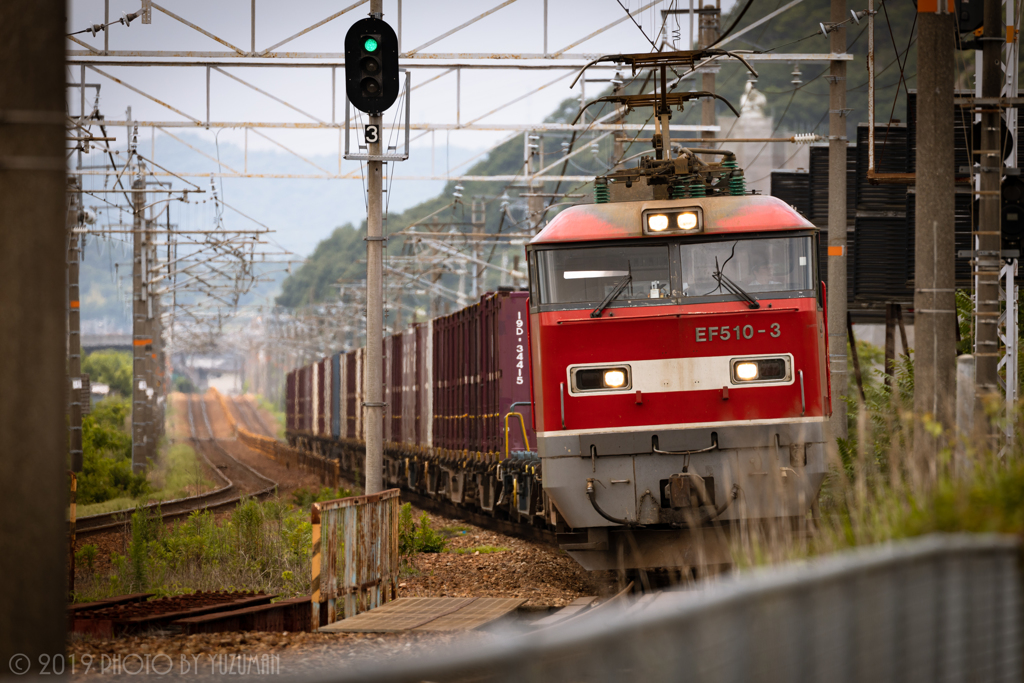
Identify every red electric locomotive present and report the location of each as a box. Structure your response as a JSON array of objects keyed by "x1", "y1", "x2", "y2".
[{"x1": 527, "y1": 52, "x2": 831, "y2": 571}]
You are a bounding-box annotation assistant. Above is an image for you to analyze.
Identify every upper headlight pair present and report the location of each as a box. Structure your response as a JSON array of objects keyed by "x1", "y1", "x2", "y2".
[
  {"x1": 647, "y1": 212, "x2": 698, "y2": 232},
  {"x1": 643, "y1": 208, "x2": 702, "y2": 235}
]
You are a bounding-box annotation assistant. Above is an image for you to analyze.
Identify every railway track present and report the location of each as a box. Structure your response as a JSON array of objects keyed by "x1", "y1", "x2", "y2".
[
  {"x1": 73, "y1": 394, "x2": 279, "y2": 538},
  {"x1": 229, "y1": 395, "x2": 274, "y2": 439}
]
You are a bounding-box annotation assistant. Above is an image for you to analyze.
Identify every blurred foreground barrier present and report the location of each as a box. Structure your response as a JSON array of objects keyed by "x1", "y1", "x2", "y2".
[
  {"x1": 211, "y1": 388, "x2": 339, "y2": 488},
  {"x1": 311, "y1": 489, "x2": 400, "y2": 631},
  {"x1": 307, "y1": 533, "x2": 1021, "y2": 683}
]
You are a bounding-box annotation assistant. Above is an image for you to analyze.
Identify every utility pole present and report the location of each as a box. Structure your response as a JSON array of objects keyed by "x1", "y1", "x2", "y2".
[
  {"x1": 975, "y1": 0, "x2": 1004, "y2": 417},
  {"x1": 827, "y1": 0, "x2": 849, "y2": 439},
  {"x1": 699, "y1": 1, "x2": 720, "y2": 141},
  {"x1": 913, "y1": 3, "x2": 956, "y2": 467},
  {"x1": 145, "y1": 224, "x2": 158, "y2": 459},
  {"x1": 68, "y1": 178, "x2": 84, "y2": 472},
  {"x1": 0, "y1": 0, "x2": 67, "y2": 670},
  {"x1": 132, "y1": 178, "x2": 149, "y2": 473},
  {"x1": 364, "y1": 0, "x2": 385, "y2": 495}
]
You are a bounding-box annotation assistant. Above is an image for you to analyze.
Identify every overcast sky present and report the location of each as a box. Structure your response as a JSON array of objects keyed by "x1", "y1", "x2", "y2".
[
  {"x1": 67, "y1": 0, "x2": 737, "y2": 156},
  {"x1": 67, "y1": 1, "x2": 741, "y2": 257}
]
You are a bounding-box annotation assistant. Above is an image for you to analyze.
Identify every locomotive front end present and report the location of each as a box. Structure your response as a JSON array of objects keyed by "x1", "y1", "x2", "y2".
[{"x1": 527, "y1": 196, "x2": 831, "y2": 571}]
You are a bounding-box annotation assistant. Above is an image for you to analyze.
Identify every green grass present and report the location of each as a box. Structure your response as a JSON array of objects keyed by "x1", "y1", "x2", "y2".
[
  {"x1": 439, "y1": 524, "x2": 472, "y2": 538},
  {"x1": 398, "y1": 504, "x2": 448, "y2": 555},
  {"x1": 77, "y1": 443, "x2": 216, "y2": 518},
  {"x1": 74, "y1": 498, "x2": 313, "y2": 601},
  {"x1": 290, "y1": 486, "x2": 357, "y2": 508},
  {"x1": 254, "y1": 394, "x2": 286, "y2": 440},
  {"x1": 732, "y1": 325, "x2": 1024, "y2": 569},
  {"x1": 452, "y1": 545, "x2": 509, "y2": 555}
]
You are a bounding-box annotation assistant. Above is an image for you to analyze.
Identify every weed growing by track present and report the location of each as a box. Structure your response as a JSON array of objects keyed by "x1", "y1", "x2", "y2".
[
  {"x1": 290, "y1": 486, "x2": 356, "y2": 508},
  {"x1": 728, "y1": 333, "x2": 1024, "y2": 571},
  {"x1": 77, "y1": 397, "x2": 149, "y2": 507},
  {"x1": 75, "y1": 498, "x2": 314, "y2": 601},
  {"x1": 76, "y1": 443, "x2": 216, "y2": 517},
  {"x1": 398, "y1": 503, "x2": 447, "y2": 556}
]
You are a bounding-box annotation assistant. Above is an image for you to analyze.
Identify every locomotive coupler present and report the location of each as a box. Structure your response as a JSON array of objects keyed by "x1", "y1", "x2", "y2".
[{"x1": 665, "y1": 472, "x2": 711, "y2": 510}]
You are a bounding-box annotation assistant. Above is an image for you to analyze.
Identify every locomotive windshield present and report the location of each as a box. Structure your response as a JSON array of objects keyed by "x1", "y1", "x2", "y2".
[
  {"x1": 534, "y1": 244, "x2": 671, "y2": 306},
  {"x1": 531, "y1": 235, "x2": 815, "y2": 309},
  {"x1": 680, "y1": 236, "x2": 813, "y2": 297}
]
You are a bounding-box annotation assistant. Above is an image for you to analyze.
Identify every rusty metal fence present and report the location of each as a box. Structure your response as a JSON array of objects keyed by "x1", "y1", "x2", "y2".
[
  {"x1": 210, "y1": 388, "x2": 339, "y2": 488},
  {"x1": 303, "y1": 533, "x2": 1022, "y2": 683},
  {"x1": 310, "y1": 489, "x2": 401, "y2": 630}
]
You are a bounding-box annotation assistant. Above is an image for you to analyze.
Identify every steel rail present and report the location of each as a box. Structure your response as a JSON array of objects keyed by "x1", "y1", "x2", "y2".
[
  {"x1": 72, "y1": 394, "x2": 233, "y2": 536},
  {"x1": 72, "y1": 394, "x2": 278, "y2": 538}
]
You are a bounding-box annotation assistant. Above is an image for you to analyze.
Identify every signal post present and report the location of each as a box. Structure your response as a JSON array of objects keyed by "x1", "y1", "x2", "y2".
[{"x1": 346, "y1": 4, "x2": 400, "y2": 495}]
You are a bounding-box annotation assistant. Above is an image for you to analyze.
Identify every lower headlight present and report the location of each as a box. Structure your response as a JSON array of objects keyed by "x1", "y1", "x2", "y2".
[
  {"x1": 603, "y1": 369, "x2": 626, "y2": 387},
  {"x1": 731, "y1": 357, "x2": 790, "y2": 383},
  {"x1": 735, "y1": 362, "x2": 759, "y2": 381},
  {"x1": 573, "y1": 365, "x2": 632, "y2": 392}
]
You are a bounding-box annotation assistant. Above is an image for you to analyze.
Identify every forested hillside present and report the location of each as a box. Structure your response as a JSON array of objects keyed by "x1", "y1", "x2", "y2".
[{"x1": 277, "y1": 0, "x2": 926, "y2": 312}]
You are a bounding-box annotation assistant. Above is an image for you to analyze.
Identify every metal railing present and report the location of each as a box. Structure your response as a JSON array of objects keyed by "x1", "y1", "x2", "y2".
[
  {"x1": 310, "y1": 489, "x2": 401, "y2": 631},
  {"x1": 304, "y1": 533, "x2": 1022, "y2": 683}
]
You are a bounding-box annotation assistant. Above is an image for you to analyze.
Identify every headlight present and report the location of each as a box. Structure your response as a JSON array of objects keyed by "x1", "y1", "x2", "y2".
[
  {"x1": 677, "y1": 212, "x2": 698, "y2": 230},
  {"x1": 572, "y1": 365, "x2": 632, "y2": 392},
  {"x1": 731, "y1": 357, "x2": 791, "y2": 384},
  {"x1": 735, "y1": 362, "x2": 758, "y2": 381},
  {"x1": 603, "y1": 369, "x2": 626, "y2": 387},
  {"x1": 647, "y1": 214, "x2": 669, "y2": 232},
  {"x1": 642, "y1": 208, "x2": 703, "y2": 235}
]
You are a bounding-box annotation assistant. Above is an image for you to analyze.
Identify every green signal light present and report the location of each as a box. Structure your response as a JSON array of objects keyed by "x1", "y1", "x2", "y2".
[{"x1": 363, "y1": 37, "x2": 379, "y2": 52}]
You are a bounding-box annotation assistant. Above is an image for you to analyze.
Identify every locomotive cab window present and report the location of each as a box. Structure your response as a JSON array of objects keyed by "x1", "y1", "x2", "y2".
[
  {"x1": 534, "y1": 245, "x2": 671, "y2": 308},
  {"x1": 678, "y1": 235, "x2": 814, "y2": 300}
]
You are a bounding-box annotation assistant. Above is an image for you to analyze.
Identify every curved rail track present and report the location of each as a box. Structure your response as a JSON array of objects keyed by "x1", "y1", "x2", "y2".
[
  {"x1": 229, "y1": 395, "x2": 274, "y2": 438},
  {"x1": 73, "y1": 394, "x2": 279, "y2": 538}
]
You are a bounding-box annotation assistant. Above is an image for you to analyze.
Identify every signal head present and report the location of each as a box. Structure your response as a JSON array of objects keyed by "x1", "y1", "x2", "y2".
[{"x1": 345, "y1": 19, "x2": 399, "y2": 114}]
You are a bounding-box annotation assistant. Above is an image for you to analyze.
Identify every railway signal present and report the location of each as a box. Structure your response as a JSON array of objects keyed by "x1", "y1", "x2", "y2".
[
  {"x1": 1003, "y1": 177, "x2": 1024, "y2": 256},
  {"x1": 344, "y1": 17, "x2": 400, "y2": 115}
]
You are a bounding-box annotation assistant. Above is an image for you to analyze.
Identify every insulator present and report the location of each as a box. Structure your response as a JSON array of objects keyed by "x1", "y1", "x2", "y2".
[
  {"x1": 689, "y1": 181, "x2": 706, "y2": 198},
  {"x1": 793, "y1": 133, "x2": 819, "y2": 144},
  {"x1": 594, "y1": 178, "x2": 610, "y2": 204}
]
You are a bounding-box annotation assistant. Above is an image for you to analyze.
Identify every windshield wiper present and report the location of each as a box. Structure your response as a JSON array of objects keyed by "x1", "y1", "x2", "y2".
[
  {"x1": 591, "y1": 272, "x2": 632, "y2": 318},
  {"x1": 713, "y1": 270, "x2": 760, "y2": 309}
]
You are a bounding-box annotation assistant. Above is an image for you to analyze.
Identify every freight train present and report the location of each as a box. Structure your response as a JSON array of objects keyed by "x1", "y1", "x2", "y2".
[{"x1": 286, "y1": 50, "x2": 831, "y2": 573}]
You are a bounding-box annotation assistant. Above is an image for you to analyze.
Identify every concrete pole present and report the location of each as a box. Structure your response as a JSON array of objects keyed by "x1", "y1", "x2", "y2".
[
  {"x1": 132, "y1": 179, "x2": 149, "y2": 472},
  {"x1": 955, "y1": 354, "x2": 976, "y2": 471},
  {"x1": 699, "y1": 3, "x2": 719, "y2": 141},
  {"x1": 975, "y1": 0, "x2": 1003, "y2": 418},
  {"x1": 68, "y1": 179, "x2": 84, "y2": 472},
  {"x1": 0, "y1": 0, "x2": 68, "y2": 670},
  {"x1": 913, "y1": 10, "x2": 956, "y2": 469},
  {"x1": 827, "y1": 0, "x2": 849, "y2": 439},
  {"x1": 364, "y1": 0, "x2": 385, "y2": 495}
]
